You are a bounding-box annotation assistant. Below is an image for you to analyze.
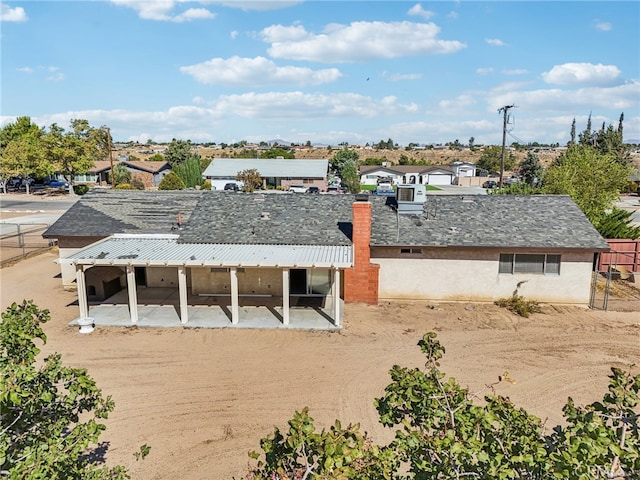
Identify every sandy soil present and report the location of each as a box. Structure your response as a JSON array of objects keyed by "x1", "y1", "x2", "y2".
[{"x1": 1, "y1": 251, "x2": 639, "y2": 479}]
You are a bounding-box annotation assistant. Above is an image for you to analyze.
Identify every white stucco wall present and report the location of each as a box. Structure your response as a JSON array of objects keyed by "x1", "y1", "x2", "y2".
[{"x1": 373, "y1": 248, "x2": 595, "y2": 305}]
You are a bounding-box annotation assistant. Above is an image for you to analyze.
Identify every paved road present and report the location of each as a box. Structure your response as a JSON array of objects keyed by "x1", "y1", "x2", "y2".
[{"x1": 0, "y1": 194, "x2": 78, "y2": 234}]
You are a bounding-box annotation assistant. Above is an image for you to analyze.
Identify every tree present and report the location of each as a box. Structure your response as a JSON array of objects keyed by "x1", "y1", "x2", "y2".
[
  {"x1": 0, "y1": 300, "x2": 144, "y2": 478},
  {"x1": 331, "y1": 149, "x2": 359, "y2": 178},
  {"x1": 158, "y1": 171, "x2": 186, "y2": 190},
  {"x1": 1, "y1": 132, "x2": 51, "y2": 194},
  {"x1": 0, "y1": 116, "x2": 44, "y2": 151},
  {"x1": 42, "y1": 120, "x2": 107, "y2": 195},
  {"x1": 261, "y1": 147, "x2": 295, "y2": 159},
  {"x1": 468, "y1": 136, "x2": 475, "y2": 151},
  {"x1": 112, "y1": 163, "x2": 132, "y2": 186},
  {"x1": 236, "y1": 168, "x2": 262, "y2": 192},
  {"x1": 172, "y1": 156, "x2": 204, "y2": 188},
  {"x1": 244, "y1": 332, "x2": 640, "y2": 479},
  {"x1": 341, "y1": 160, "x2": 360, "y2": 194},
  {"x1": 147, "y1": 153, "x2": 165, "y2": 162},
  {"x1": 592, "y1": 208, "x2": 640, "y2": 239},
  {"x1": 518, "y1": 151, "x2": 543, "y2": 186},
  {"x1": 543, "y1": 145, "x2": 629, "y2": 223},
  {"x1": 476, "y1": 145, "x2": 515, "y2": 174},
  {"x1": 165, "y1": 139, "x2": 195, "y2": 167}
]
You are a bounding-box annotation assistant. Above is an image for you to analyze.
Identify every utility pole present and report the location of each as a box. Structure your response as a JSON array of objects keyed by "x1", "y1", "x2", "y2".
[
  {"x1": 107, "y1": 128, "x2": 114, "y2": 187},
  {"x1": 498, "y1": 104, "x2": 515, "y2": 186}
]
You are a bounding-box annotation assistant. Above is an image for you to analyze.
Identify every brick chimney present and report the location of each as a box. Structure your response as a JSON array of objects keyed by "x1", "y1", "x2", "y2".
[{"x1": 344, "y1": 197, "x2": 379, "y2": 304}]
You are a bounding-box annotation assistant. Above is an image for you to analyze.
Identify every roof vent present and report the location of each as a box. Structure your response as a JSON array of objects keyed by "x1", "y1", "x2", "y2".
[
  {"x1": 355, "y1": 193, "x2": 369, "y2": 202},
  {"x1": 260, "y1": 212, "x2": 271, "y2": 220}
]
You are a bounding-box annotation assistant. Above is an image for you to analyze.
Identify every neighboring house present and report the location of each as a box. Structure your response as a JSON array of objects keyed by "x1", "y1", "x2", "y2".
[
  {"x1": 359, "y1": 165, "x2": 455, "y2": 186},
  {"x1": 450, "y1": 161, "x2": 478, "y2": 178},
  {"x1": 202, "y1": 158, "x2": 329, "y2": 191},
  {"x1": 43, "y1": 189, "x2": 608, "y2": 329},
  {"x1": 79, "y1": 160, "x2": 172, "y2": 187}
]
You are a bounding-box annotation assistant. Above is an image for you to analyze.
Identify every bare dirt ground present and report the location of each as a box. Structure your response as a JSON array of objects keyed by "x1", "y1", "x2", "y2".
[{"x1": 1, "y1": 251, "x2": 639, "y2": 479}]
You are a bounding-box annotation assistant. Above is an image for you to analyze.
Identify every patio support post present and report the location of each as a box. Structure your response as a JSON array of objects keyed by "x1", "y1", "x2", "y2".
[
  {"x1": 75, "y1": 264, "x2": 89, "y2": 320},
  {"x1": 282, "y1": 268, "x2": 290, "y2": 325},
  {"x1": 178, "y1": 265, "x2": 188, "y2": 324},
  {"x1": 126, "y1": 265, "x2": 139, "y2": 324},
  {"x1": 230, "y1": 267, "x2": 239, "y2": 324},
  {"x1": 333, "y1": 268, "x2": 341, "y2": 327}
]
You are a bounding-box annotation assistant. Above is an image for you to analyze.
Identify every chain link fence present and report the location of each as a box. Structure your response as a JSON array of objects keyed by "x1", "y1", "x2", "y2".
[{"x1": 0, "y1": 224, "x2": 56, "y2": 266}]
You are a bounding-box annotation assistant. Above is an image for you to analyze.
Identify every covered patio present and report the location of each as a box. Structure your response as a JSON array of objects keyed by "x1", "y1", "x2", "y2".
[{"x1": 61, "y1": 234, "x2": 352, "y2": 331}]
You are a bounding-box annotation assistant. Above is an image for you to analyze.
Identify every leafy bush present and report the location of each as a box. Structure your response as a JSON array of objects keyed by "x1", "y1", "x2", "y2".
[
  {"x1": 594, "y1": 207, "x2": 640, "y2": 239},
  {"x1": 0, "y1": 300, "x2": 148, "y2": 478},
  {"x1": 114, "y1": 183, "x2": 135, "y2": 190},
  {"x1": 158, "y1": 172, "x2": 186, "y2": 190},
  {"x1": 244, "y1": 332, "x2": 640, "y2": 479},
  {"x1": 495, "y1": 286, "x2": 542, "y2": 317},
  {"x1": 73, "y1": 184, "x2": 89, "y2": 195}
]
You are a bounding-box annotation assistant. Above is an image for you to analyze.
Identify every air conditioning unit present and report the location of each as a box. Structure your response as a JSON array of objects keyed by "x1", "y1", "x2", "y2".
[{"x1": 396, "y1": 184, "x2": 426, "y2": 214}]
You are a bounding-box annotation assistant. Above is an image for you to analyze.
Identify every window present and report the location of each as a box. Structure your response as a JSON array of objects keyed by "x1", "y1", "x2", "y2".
[
  {"x1": 499, "y1": 254, "x2": 561, "y2": 275},
  {"x1": 400, "y1": 248, "x2": 422, "y2": 254}
]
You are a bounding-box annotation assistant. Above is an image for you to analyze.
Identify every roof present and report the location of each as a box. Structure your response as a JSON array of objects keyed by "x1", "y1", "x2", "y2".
[
  {"x1": 43, "y1": 189, "x2": 203, "y2": 238},
  {"x1": 60, "y1": 235, "x2": 352, "y2": 268},
  {"x1": 202, "y1": 158, "x2": 328, "y2": 178},
  {"x1": 44, "y1": 189, "x2": 608, "y2": 252},
  {"x1": 90, "y1": 160, "x2": 170, "y2": 174},
  {"x1": 359, "y1": 165, "x2": 454, "y2": 175},
  {"x1": 369, "y1": 194, "x2": 609, "y2": 251}
]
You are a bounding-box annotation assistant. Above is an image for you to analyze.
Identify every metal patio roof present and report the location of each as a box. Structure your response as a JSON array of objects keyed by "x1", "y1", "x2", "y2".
[{"x1": 60, "y1": 235, "x2": 353, "y2": 268}]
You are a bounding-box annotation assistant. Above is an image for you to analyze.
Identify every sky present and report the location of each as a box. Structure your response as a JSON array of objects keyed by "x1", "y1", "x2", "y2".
[{"x1": 1, "y1": 1, "x2": 639, "y2": 146}]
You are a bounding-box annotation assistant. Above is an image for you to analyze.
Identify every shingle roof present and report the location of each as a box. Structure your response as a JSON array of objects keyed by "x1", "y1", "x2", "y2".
[
  {"x1": 44, "y1": 190, "x2": 608, "y2": 251},
  {"x1": 369, "y1": 194, "x2": 609, "y2": 250},
  {"x1": 179, "y1": 193, "x2": 354, "y2": 246},
  {"x1": 43, "y1": 189, "x2": 203, "y2": 238},
  {"x1": 359, "y1": 165, "x2": 454, "y2": 175},
  {"x1": 202, "y1": 158, "x2": 328, "y2": 178}
]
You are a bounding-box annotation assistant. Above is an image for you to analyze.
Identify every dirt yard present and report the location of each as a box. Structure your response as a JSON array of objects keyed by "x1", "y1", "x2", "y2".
[{"x1": 1, "y1": 251, "x2": 639, "y2": 479}]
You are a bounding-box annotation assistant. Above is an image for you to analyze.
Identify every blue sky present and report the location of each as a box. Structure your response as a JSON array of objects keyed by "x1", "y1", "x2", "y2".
[{"x1": 2, "y1": 1, "x2": 639, "y2": 146}]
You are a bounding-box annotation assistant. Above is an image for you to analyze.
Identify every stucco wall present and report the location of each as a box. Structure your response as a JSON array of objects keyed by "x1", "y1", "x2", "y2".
[
  {"x1": 373, "y1": 247, "x2": 595, "y2": 305},
  {"x1": 145, "y1": 267, "x2": 179, "y2": 287}
]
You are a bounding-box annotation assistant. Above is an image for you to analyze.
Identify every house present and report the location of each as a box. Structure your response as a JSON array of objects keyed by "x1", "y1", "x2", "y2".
[
  {"x1": 81, "y1": 159, "x2": 171, "y2": 187},
  {"x1": 202, "y1": 158, "x2": 329, "y2": 191},
  {"x1": 43, "y1": 188, "x2": 608, "y2": 330},
  {"x1": 450, "y1": 161, "x2": 478, "y2": 178},
  {"x1": 359, "y1": 165, "x2": 455, "y2": 186}
]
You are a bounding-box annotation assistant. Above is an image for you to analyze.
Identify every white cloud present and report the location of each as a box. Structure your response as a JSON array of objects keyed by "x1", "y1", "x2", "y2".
[
  {"x1": 407, "y1": 3, "x2": 435, "y2": 20},
  {"x1": 109, "y1": 0, "x2": 215, "y2": 22},
  {"x1": 487, "y1": 80, "x2": 639, "y2": 113},
  {"x1": 180, "y1": 56, "x2": 342, "y2": 86},
  {"x1": 447, "y1": 11, "x2": 458, "y2": 19},
  {"x1": 438, "y1": 94, "x2": 477, "y2": 111},
  {"x1": 230, "y1": 30, "x2": 238, "y2": 39},
  {"x1": 485, "y1": 38, "x2": 506, "y2": 47},
  {"x1": 0, "y1": 2, "x2": 27, "y2": 22},
  {"x1": 502, "y1": 69, "x2": 528, "y2": 75},
  {"x1": 542, "y1": 62, "x2": 621, "y2": 86},
  {"x1": 595, "y1": 21, "x2": 612, "y2": 32},
  {"x1": 17, "y1": 66, "x2": 33, "y2": 73},
  {"x1": 262, "y1": 21, "x2": 466, "y2": 63},
  {"x1": 211, "y1": 1, "x2": 302, "y2": 11},
  {"x1": 476, "y1": 67, "x2": 493, "y2": 75},
  {"x1": 383, "y1": 72, "x2": 423, "y2": 82}
]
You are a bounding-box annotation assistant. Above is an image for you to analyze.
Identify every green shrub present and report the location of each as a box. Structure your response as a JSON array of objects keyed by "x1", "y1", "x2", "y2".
[
  {"x1": 73, "y1": 184, "x2": 89, "y2": 195},
  {"x1": 114, "y1": 183, "x2": 135, "y2": 190},
  {"x1": 495, "y1": 286, "x2": 542, "y2": 317},
  {"x1": 158, "y1": 172, "x2": 186, "y2": 190}
]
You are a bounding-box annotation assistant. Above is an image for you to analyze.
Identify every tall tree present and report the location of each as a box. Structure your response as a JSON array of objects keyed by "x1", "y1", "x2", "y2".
[
  {"x1": 165, "y1": 139, "x2": 197, "y2": 167},
  {"x1": 518, "y1": 151, "x2": 543, "y2": 186},
  {"x1": 569, "y1": 117, "x2": 576, "y2": 146},
  {"x1": 543, "y1": 145, "x2": 629, "y2": 223},
  {"x1": 1, "y1": 131, "x2": 51, "y2": 194},
  {"x1": 476, "y1": 145, "x2": 515, "y2": 174},
  {"x1": 42, "y1": 120, "x2": 106, "y2": 194},
  {"x1": 0, "y1": 116, "x2": 44, "y2": 151},
  {"x1": 236, "y1": 168, "x2": 262, "y2": 192},
  {"x1": 331, "y1": 149, "x2": 359, "y2": 178}
]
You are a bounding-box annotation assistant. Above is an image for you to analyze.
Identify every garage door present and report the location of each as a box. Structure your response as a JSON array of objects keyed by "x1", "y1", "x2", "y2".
[{"x1": 427, "y1": 174, "x2": 452, "y2": 185}]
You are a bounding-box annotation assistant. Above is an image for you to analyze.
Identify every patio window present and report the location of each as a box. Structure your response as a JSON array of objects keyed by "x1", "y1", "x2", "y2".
[{"x1": 499, "y1": 254, "x2": 561, "y2": 275}]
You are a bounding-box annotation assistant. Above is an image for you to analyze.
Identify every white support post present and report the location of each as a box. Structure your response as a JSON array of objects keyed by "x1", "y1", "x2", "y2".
[
  {"x1": 333, "y1": 268, "x2": 341, "y2": 327},
  {"x1": 75, "y1": 264, "x2": 89, "y2": 320},
  {"x1": 178, "y1": 266, "x2": 188, "y2": 324},
  {"x1": 282, "y1": 268, "x2": 290, "y2": 325},
  {"x1": 230, "y1": 267, "x2": 239, "y2": 324},
  {"x1": 126, "y1": 265, "x2": 139, "y2": 324}
]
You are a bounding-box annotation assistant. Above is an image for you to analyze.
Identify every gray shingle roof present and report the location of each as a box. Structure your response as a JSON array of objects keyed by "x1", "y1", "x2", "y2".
[
  {"x1": 43, "y1": 189, "x2": 203, "y2": 237},
  {"x1": 202, "y1": 158, "x2": 328, "y2": 178},
  {"x1": 370, "y1": 194, "x2": 609, "y2": 250},
  {"x1": 44, "y1": 190, "x2": 608, "y2": 251},
  {"x1": 179, "y1": 192, "x2": 354, "y2": 245}
]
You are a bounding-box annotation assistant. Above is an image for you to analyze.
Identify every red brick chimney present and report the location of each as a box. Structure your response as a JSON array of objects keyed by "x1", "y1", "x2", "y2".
[{"x1": 344, "y1": 198, "x2": 379, "y2": 304}]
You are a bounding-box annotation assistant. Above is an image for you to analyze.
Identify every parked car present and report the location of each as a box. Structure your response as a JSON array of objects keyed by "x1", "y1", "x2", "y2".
[
  {"x1": 483, "y1": 180, "x2": 498, "y2": 189},
  {"x1": 306, "y1": 186, "x2": 320, "y2": 194},
  {"x1": 326, "y1": 186, "x2": 341, "y2": 194},
  {"x1": 224, "y1": 183, "x2": 239, "y2": 191},
  {"x1": 45, "y1": 179, "x2": 69, "y2": 188},
  {"x1": 288, "y1": 185, "x2": 308, "y2": 193}
]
